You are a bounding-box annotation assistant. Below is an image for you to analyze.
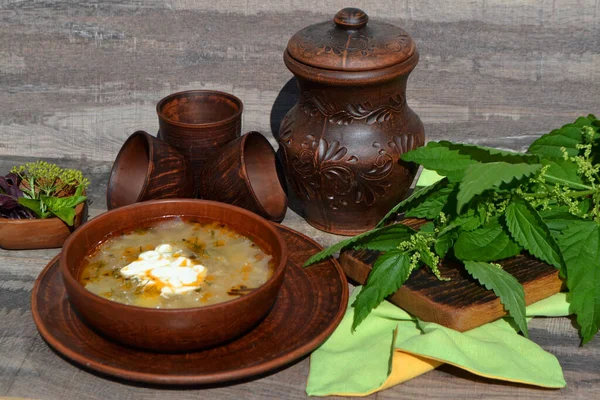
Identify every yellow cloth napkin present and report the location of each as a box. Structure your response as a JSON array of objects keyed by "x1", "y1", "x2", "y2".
[
  {"x1": 306, "y1": 168, "x2": 568, "y2": 396},
  {"x1": 306, "y1": 289, "x2": 569, "y2": 396}
]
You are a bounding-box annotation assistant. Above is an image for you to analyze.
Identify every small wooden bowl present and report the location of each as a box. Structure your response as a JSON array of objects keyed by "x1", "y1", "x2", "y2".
[
  {"x1": 199, "y1": 131, "x2": 288, "y2": 222},
  {"x1": 60, "y1": 199, "x2": 288, "y2": 352},
  {"x1": 0, "y1": 202, "x2": 87, "y2": 250},
  {"x1": 107, "y1": 131, "x2": 195, "y2": 210}
]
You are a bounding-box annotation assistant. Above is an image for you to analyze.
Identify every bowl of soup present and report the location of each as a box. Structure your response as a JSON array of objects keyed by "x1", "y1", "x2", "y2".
[{"x1": 60, "y1": 199, "x2": 287, "y2": 352}]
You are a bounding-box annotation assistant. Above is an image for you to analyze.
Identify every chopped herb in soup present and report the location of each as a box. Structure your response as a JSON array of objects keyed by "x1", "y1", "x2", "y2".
[{"x1": 79, "y1": 219, "x2": 273, "y2": 309}]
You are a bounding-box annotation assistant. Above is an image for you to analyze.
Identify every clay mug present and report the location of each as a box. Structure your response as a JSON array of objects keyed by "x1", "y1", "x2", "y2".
[
  {"x1": 199, "y1": 131, "x2": 288, "y2": 222},
  {"x1": 107, "y1": 130, "x2": 195, "y2": 210},
  {"x1": 156, "y1": 90, "x2": 243, "y2": 196}
]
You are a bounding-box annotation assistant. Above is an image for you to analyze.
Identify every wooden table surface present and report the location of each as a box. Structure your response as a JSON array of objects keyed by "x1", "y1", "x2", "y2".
[{"x1": 1, "y1": 155, "x2": 599, "y2": 400}]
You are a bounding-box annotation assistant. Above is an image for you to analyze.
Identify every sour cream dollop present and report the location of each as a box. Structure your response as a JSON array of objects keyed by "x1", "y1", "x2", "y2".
[{"x1": 119, "y1": 244, "x2": 206, "y2": 297}]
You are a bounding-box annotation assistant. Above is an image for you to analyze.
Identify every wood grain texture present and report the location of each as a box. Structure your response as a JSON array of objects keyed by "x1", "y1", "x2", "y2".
[
  {"x1": 1, "y1": 0, "x2": 600, "y2": 397},
  {"x1": 340, "y1": 248, "x2": 563, "y2": 332},
  {"x1": 1, "y1": 1, "x2": 598, "y2": 163}
]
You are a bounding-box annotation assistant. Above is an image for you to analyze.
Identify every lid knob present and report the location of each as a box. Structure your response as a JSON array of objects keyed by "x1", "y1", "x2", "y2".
[{"x1": 334, "y1": 8, "x2": 369, "y2": 30}]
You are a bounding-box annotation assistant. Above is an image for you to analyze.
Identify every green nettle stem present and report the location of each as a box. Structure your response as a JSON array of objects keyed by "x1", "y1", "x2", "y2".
[
  {"x1": 523, "y1": 189, "x2": 598, "y2": 198},
  {"x1": 542, "y1": 174, "x2": 594, "y2": 190}
]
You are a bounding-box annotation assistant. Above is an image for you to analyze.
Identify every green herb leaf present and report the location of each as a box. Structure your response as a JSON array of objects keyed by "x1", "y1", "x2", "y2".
[
  {"x1": 437, "y1": 141, "x2": 539, "y2": 164},
  {"x1": 354, "y1": 224, "x2": 416, "y2": 252},
  {"x1": 17, "y1": 197, "x2": 43, "y2": 217},
  {"x1": 401, "y1": 142, "x2": 477, "y2": 181},
  {"x1": 463, "y1": 260, "x2": 528, "y2": 337},
  {"x1": 540, "y1": 206, "x2": 586, "y2": 234},
  {"x1": 304, "y1": 224, "x2": 414, "y2": 266},
  {"x1": 505, "y1": 199, "x2": 563, "y2": 270},
  {"x1": 457, "y1": 162, "x2": 542, "y2": 213},
  {"x1": 557, "y1": 221, "x2": 600, "y2": 344},
  {"x1": 451, "y1": 202, "x2": 487, "y2": 231},
  {"x1": 51, "y1": 207, "x2": 76, "y2": 226},
  {"x1": 555, "y1": 221, "x2": 600, "y2": 344},
  {"x1": 527, "y1": 125, "x2": 583, "y2": 159},
  {"x1": 405, "y1": 185, "x2": 455, "y2": 219},
  {"x1": 455, "y1": 217, "x2": 522, "y2": 261},
  {"x1": 419, "y1": 222, "x2": 435, "y2": 233},
  {"x1": 376, "y1": 178, "x2": 449, "y2": 228},
  {"x1": 41, "y1": 194, "x2": 87, "y2": 211},
  {"x1": 351, "y1": 250, "x2": 412, "y2": 330},
  {"x1": 543, "y1": 159, "x2": 583, "y2": 185},
  {"x1": 434, "y1": 229, "x2": 458, "y2": 258}
]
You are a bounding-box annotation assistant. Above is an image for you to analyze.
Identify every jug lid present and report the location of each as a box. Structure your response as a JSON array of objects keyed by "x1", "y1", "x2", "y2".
[{"x1": 286, "y1": 8, "x2": 416, "y2": 72}]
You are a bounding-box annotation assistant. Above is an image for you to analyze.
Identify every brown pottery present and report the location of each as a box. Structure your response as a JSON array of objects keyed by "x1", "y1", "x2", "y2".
[
  {"x1": 60, "y1": 199, "x2": 288, "y2": 352},
  {"x1": 278, "y1": 7, "x2": 425, "y2": 235},
  {"x1": 200, "y1": 131, "x2": 288, "y2": 222},
  {"x1": 0, "y1": 202, "x2": 87, "y2": 250},
  {"x1": 107, "y1": 131, "x2": 195, "y2": 209},
  {"x1": 32, "y1": 225, "x2": 348, "y2": 385},
  {"x1": 157, "y1": 90, "x2": 243, "y2": 195}
]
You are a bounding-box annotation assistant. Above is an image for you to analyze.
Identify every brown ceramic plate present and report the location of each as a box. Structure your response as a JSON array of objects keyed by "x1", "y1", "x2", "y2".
[{"x1": 31, "y1": 224, "x2": 348, "y2": 385}]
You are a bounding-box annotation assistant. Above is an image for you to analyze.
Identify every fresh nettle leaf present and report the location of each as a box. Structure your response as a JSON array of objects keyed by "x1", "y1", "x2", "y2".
[
  {"x1": 554, "y1": 221, "x2": 600, "y2": 344},
  {"x1": 351, "y1": 250, "x2": 413, "y2": 330},
  {"x1": 457, "y1": 162, "x2": 542, "y2": 213},
  {"x1": 505, "y1": 199, "x2": 564, "y2": 270},
  {"x1": 554, "y1": 220, "x2": 600, "y2": 344},
  {"x1": 463, "y1": 261, "x2": 529, "y2": 337},
  {"x1": 401, "y1": 143, "x2": 477, "y2": 181},
  {"x1": 419, "y1": 221, "x2": 435, "y2": 233},
  {"x1": 454, "y1": 217, "x2": 522, "y2": 262},
  {"x1": 405, "y1": 184, "x2": 455, "y2": 219},
  {"x1": 304, "y1": 224, "x2": 415, "y2": 266},
  {"x1": 451, "y1": 202, "x2": 487, "y2": 231},
  {"x1": 527, "y1": 125, "x2": 583, "y2": 159},
  {"x1": 434, "y1": 229, "x2": 458, "y2": 258},
  {"x1": 437, "y1": 141, "x2": 539, "y2": 165},
  {"x1": 543, "y1": 159, "x2": 584, "y2": 186},
  {"x1": 376, "y1": 178, "x2": 449, "y2": 228},
  {"x1": 354, "y1": 224, "x2": 416, "y2": 252},
  {"x1": 540, "y1": 206, "x2": 586, "y2": 234}
]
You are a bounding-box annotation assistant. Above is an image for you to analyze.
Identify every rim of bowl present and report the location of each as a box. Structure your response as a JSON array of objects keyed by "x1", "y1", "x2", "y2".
[
  {"x1": 156, "y1": 90, "x2": 244, "y2": 129},
  {"x1": 60, "y1": 199, "x2": 288, "y2": 314},
  {"x1": 106, "y1": 131, "x2": 153, "y2": 208},
  {"x1": 239, "y1": 132, "x2": 287, "y2": 221}
]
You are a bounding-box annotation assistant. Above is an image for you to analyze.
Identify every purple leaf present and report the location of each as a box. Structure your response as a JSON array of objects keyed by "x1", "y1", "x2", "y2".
[
  {"x1": 0, "y1": 194, "x2": 18, "y2": 210},
  {"x1": 0, "y1": 173, "x2": 24, "y2": 198}
]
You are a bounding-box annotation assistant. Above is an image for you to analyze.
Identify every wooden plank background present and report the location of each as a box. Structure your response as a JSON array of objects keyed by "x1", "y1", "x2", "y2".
[
  {"x1": 1, "y1": 0, "x2": 599, "y2": 162},
  {"x1": 1, "y1": 1, "x2": 599, "y2": 399}
]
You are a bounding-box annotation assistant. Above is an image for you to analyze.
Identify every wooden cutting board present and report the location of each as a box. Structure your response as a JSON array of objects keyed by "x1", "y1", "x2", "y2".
[{"x1": 339, "y1": 218, "x2": 564, "y2": 331}]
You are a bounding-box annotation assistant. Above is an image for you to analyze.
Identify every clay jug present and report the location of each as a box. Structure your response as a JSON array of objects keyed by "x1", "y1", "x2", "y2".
[{"x1": 278, "y1": 7, "x2": 425, "y2": 235}]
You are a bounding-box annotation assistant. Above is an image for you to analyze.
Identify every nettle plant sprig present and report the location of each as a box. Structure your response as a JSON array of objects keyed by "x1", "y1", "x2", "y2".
[
  {"x1": 306, "y1": 115, "x2": 600, "y2": 345},
  {"x1": 4, "y1": 161, "x2": 89, "y2": 226}
]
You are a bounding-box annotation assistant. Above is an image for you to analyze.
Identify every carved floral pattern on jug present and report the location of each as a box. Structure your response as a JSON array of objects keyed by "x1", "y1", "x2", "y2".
[
  {"x1": 278, "y1": 119, "x2": 421, "y2": 209},
  {"x1": 300, "y1": 94, "x2": 405, "y2": 125}
]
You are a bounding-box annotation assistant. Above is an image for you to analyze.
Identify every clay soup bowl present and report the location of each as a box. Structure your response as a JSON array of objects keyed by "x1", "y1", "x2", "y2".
[{"x1": 60, "y1": 199, "x2": 288, "y2": 352}]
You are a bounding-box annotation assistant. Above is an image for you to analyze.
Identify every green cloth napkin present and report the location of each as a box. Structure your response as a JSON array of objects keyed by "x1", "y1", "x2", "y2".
[
  {"x1": 306, "y1": 289, "x2": 569, "y2": 396},
  {"x1": 306, "y1": 169, "x2": 569, "y2": 396}
]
